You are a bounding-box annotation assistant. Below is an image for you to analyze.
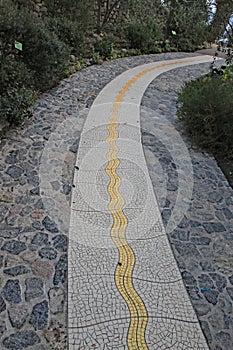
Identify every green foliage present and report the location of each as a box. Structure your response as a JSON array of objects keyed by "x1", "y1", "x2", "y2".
[
  {"x1": 124, "y1": 20, "x2": 163, "y2": 53},
  {"x1": 11, "y1": 0, "x2": 34, "y2": 10},
  {"x1": 127, "y1": 0, "x2": 164, "y2": 24},
  {"x1": 93, "y1": 34, "x2": 115, "y2": 59},
  {"x1": 19, "y1": 19, "x2": 69, "y2": 91},
  {"x1": 0, "y1": 58, "x2": 33, "y2": 94},
  {"x1": 164, "y1": 0, "x2": 208, "y2": 51},
  {"x1": 0, "y1": 87, "x2": 35, "y2": 126},
  {"x1": 1, "y1": 0, "x2": 227, "y2": 131},
  {"x1": 0, "y1": 0, "x2": 69, "y2": 126},
  {"x1": 0, "y1": 0, "x2": 70, "y2": 91},
  {"x1": 208, "y1": 0, "x2": 233, "y2": 42},
  {"x1": 177, "y1": 69, "x2": 233, "y2": 158},
  {"x1": 0, "y1": 57, "x2": 36, "y2": 126},
  {"x1": 45, "y1": 16, "x2": 85, "y2": 55},
  {"x1": 44, "y1": 0, "x2": 93, "y2": 30}
]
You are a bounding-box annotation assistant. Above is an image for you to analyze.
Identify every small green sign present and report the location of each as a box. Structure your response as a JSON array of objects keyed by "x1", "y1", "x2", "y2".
[
  {"x1": 172, "y1": 30, "x2": 177, "y2": 36},
  {"x1": 15, "y1": 41, "x2": 23, "y2": 51}
]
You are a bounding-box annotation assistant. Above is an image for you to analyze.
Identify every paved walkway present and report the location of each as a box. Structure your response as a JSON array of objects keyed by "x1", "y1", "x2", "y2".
[
  {"x1": 0, "y1": 52, "x2": 233, "y2": 350},
  {"x1": 68, "y1": 56, "x2": 213, "y2": 349}
]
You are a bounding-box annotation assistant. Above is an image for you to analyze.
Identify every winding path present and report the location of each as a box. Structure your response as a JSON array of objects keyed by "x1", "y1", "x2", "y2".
[
  {"x1": 1, "y1": 52, "x2": 233, "y2": 350},
  {"x1": 68, "y1": 56, "x2": 213, "y2": 349}
]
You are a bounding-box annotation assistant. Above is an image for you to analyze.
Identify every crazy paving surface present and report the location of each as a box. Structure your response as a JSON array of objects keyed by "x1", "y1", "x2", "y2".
[{"x1": 68, "y1": 56, "x2": 214, "y2": 349}]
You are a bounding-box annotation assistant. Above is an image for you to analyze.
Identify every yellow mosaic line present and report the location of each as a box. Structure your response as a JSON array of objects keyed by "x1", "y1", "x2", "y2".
[{"x1": 105, "y1": 57, "x2": 207, "y2": 349}]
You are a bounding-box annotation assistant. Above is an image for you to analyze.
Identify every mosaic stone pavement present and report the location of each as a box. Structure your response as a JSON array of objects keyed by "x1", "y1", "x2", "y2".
[
  {"x1": 68, "y1": 56, "x2": 214, "y2": 349},
  {"x1": 1, "y1": 52, "x2": 233, "y2": 350}
]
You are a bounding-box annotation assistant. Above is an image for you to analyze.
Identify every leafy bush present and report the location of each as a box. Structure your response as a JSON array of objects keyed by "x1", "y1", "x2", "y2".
[
  {"x1": 93, "y1": 34, "x2": 115, "y2": 60},
  {"x1": 0, "y1": 0, "x2": 70, "y2": 91},
  {"x1": 44, "y1": 0, "x2": 93, "y2": 30},
  {"x1": 45, "y1": 16, "x2": 85, "y2": 55},
  {"x1": 0, "y1": 57, "x2": 36, "y2": 125},
  {"x1": 21, "y1": 23, "x2": 70, "y2": 91},
  {"x1": 124, "y1": 21, "x2": 162, "y2": 53},
  {"x1": 177, "y1": 69, "x2": 233, "y2": 158},
  {"x1": 172, "y1": 25, "x2": 208, "y2": 52},
  {"x1": 11, "y1": 0, "x2": 34, "y2": 10},
  {"x1": 0, "y1": 58, "x2": 33, "y2": 94},
  {"x1": 0, "y1": 87, "x2": 35, "y2": 126},
  {"x1": 0, "y1": 0, "x2": 69, "y2": 126}
]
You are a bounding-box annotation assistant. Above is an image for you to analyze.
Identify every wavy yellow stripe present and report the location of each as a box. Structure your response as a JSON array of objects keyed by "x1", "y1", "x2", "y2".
[
  {"x1": 106, "y1": 102, "x2": 148, "y2": 349},
  {"x1": 105, "y1": 57, "x2": 206, "y2": 349}
]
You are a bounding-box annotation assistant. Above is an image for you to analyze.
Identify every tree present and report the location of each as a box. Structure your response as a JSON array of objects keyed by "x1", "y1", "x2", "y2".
[
  {"x1": 95, "y1": 0, "x2": 131, "y2": 32},
  {"x1": 162, "y1": 0, "x2": 208, "y2": 50},
  {"x1": 44, "y1": 0, "x2": 94, "y2": 29},
  {"x1": 126, "y1": 0, "x2": 165, "y2": 24},
  {"x1": 208, "y1": 0, "x2": 233, "y2": 43}
]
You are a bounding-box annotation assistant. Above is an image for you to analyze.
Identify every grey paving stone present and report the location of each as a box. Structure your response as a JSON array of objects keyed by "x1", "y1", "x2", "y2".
[
  {"x1": 29, "y1": 300, "x2": 49, "y2": 330},
  {"x1": 49, "y1": 287, "x2": 65, "y2": 314},
  {"x1": 215, "y1": 331, "x2": 232, "y2": 350},
  {"x1": 29, "y1": 187, "x2": 40, "y2": 196},
  {"x1": 52, "y1": 234, "x2": 68, "y2": 252},
  {"x1": 3, "y1": 265, "x2": 30, "y2": 276},
  {"x1": 208, "y1": 192, "x2": 223, "y2": 203},
  {"x1": 174, "y1": 242, "x2": 201, "y2": 257},
  {"x1": 182, "y1": 271, "x2": 197, "y2": 286},
  {"x1": 191, "y1": 237, "x2": 211, "y2": 245},
  {"x1": 193, "y1": 301, "x2": 211, "y2": 316},
  {"x1": 0, "y1": 255, "x2": 3, "y2": 268},
  {"x1": 31, "y1": 232, "x2": 49, "y2": 246},
  {"x1": 0, "y1": 296, "x2": 6, "y2": 313},
  {"x1": 203, "y1": 222, "x2": 226, "y2": 233},
  {"x1": 226, "y1": 287, "x2": 233, "y2": 301},
  {"x1": 8, "y1": 305, "x2": 29, "y2": 329},
  {"x1": 25, "y1": 277, "x2": 44, "y2": 301},
  {"x1": 0, "y1": 320, "x2": 6, "y2": 337},
  {"x1": 0, "y1": 226, "x2": 20, "y2": 239},
  {"x1": 198, "y1": 274, "x2": 215, "y2": 289},
  {"x1": 3, "y1": 330, "x2": 40, "y2": 349},
  {"x1": 6, "y1": 165, "x2": 24, "y2": 179},
  {"x1": 2, "y1": 280, "x2": 21, "y2": 304},
  {"x1": 229, "y1": 275, "x2": 233, "y2": 285},
  {"x1": 42, "y1": 216, "x2": 59, "y2": 233},
  {"x1": 39, "y1": 247, "x2": 57, "y2": 260},
  {"x1": 61, "y1": 184, "x2": 72, "y2": 195},
  {"x1": 210, "y1": 273, "x2": 227, "y2": 292},
  {"x1": 171, "y1": 229, "x2": 190, "y2": 241},
  {"x1": 1, "y1": 240, "x2": 27, "y2": 255},
  {"x1": 202, "y1": 289, "x2": 219, "y2": 305},
  {"x1": 53, "y1": 254, "x2": 67, "y2": 286}
]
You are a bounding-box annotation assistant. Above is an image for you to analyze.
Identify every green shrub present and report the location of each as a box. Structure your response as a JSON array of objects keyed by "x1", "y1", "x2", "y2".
[
  {"x1": 45, "y1": 16, "x2": 85, "y2": 55},
  {"x1": 177, "y1": 70, "x2": 233, "y2": 157},
  {"x1": 11, "y1": 0, "x2": 34, "y2": 10},
  {"x1": 0, "y1": 0, "x2": 70, "y2": 91},
  {"x1": 21, "y1": 23, "x2": 70, "y2": 91},
  {"x1": 0, "y1": 58, "x2": 34, "y2": 94},
  {"x1": 0, "y1": 57, "x2": 36, "y2": 126},
  {"x1": 44, "y1": 0, "x2": 93, "y2": 31},
  {"x1": 124, "y1": 21, "x2": 162, "y2": 53},
  {"x1": 172, "y1": 26, "x2": 208, "y2": 52},
  {"x1": 0, "y1": 87, "x2": 35, "y2": 126},
  {"x1": 93, "y1": 34, "x2": 115, "y2": 60}
]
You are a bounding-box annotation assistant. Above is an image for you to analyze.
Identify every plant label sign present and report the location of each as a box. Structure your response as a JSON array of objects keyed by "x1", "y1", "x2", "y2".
[{"x1": 15, "y1": 41, "x2": 23, "y2": 51}]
